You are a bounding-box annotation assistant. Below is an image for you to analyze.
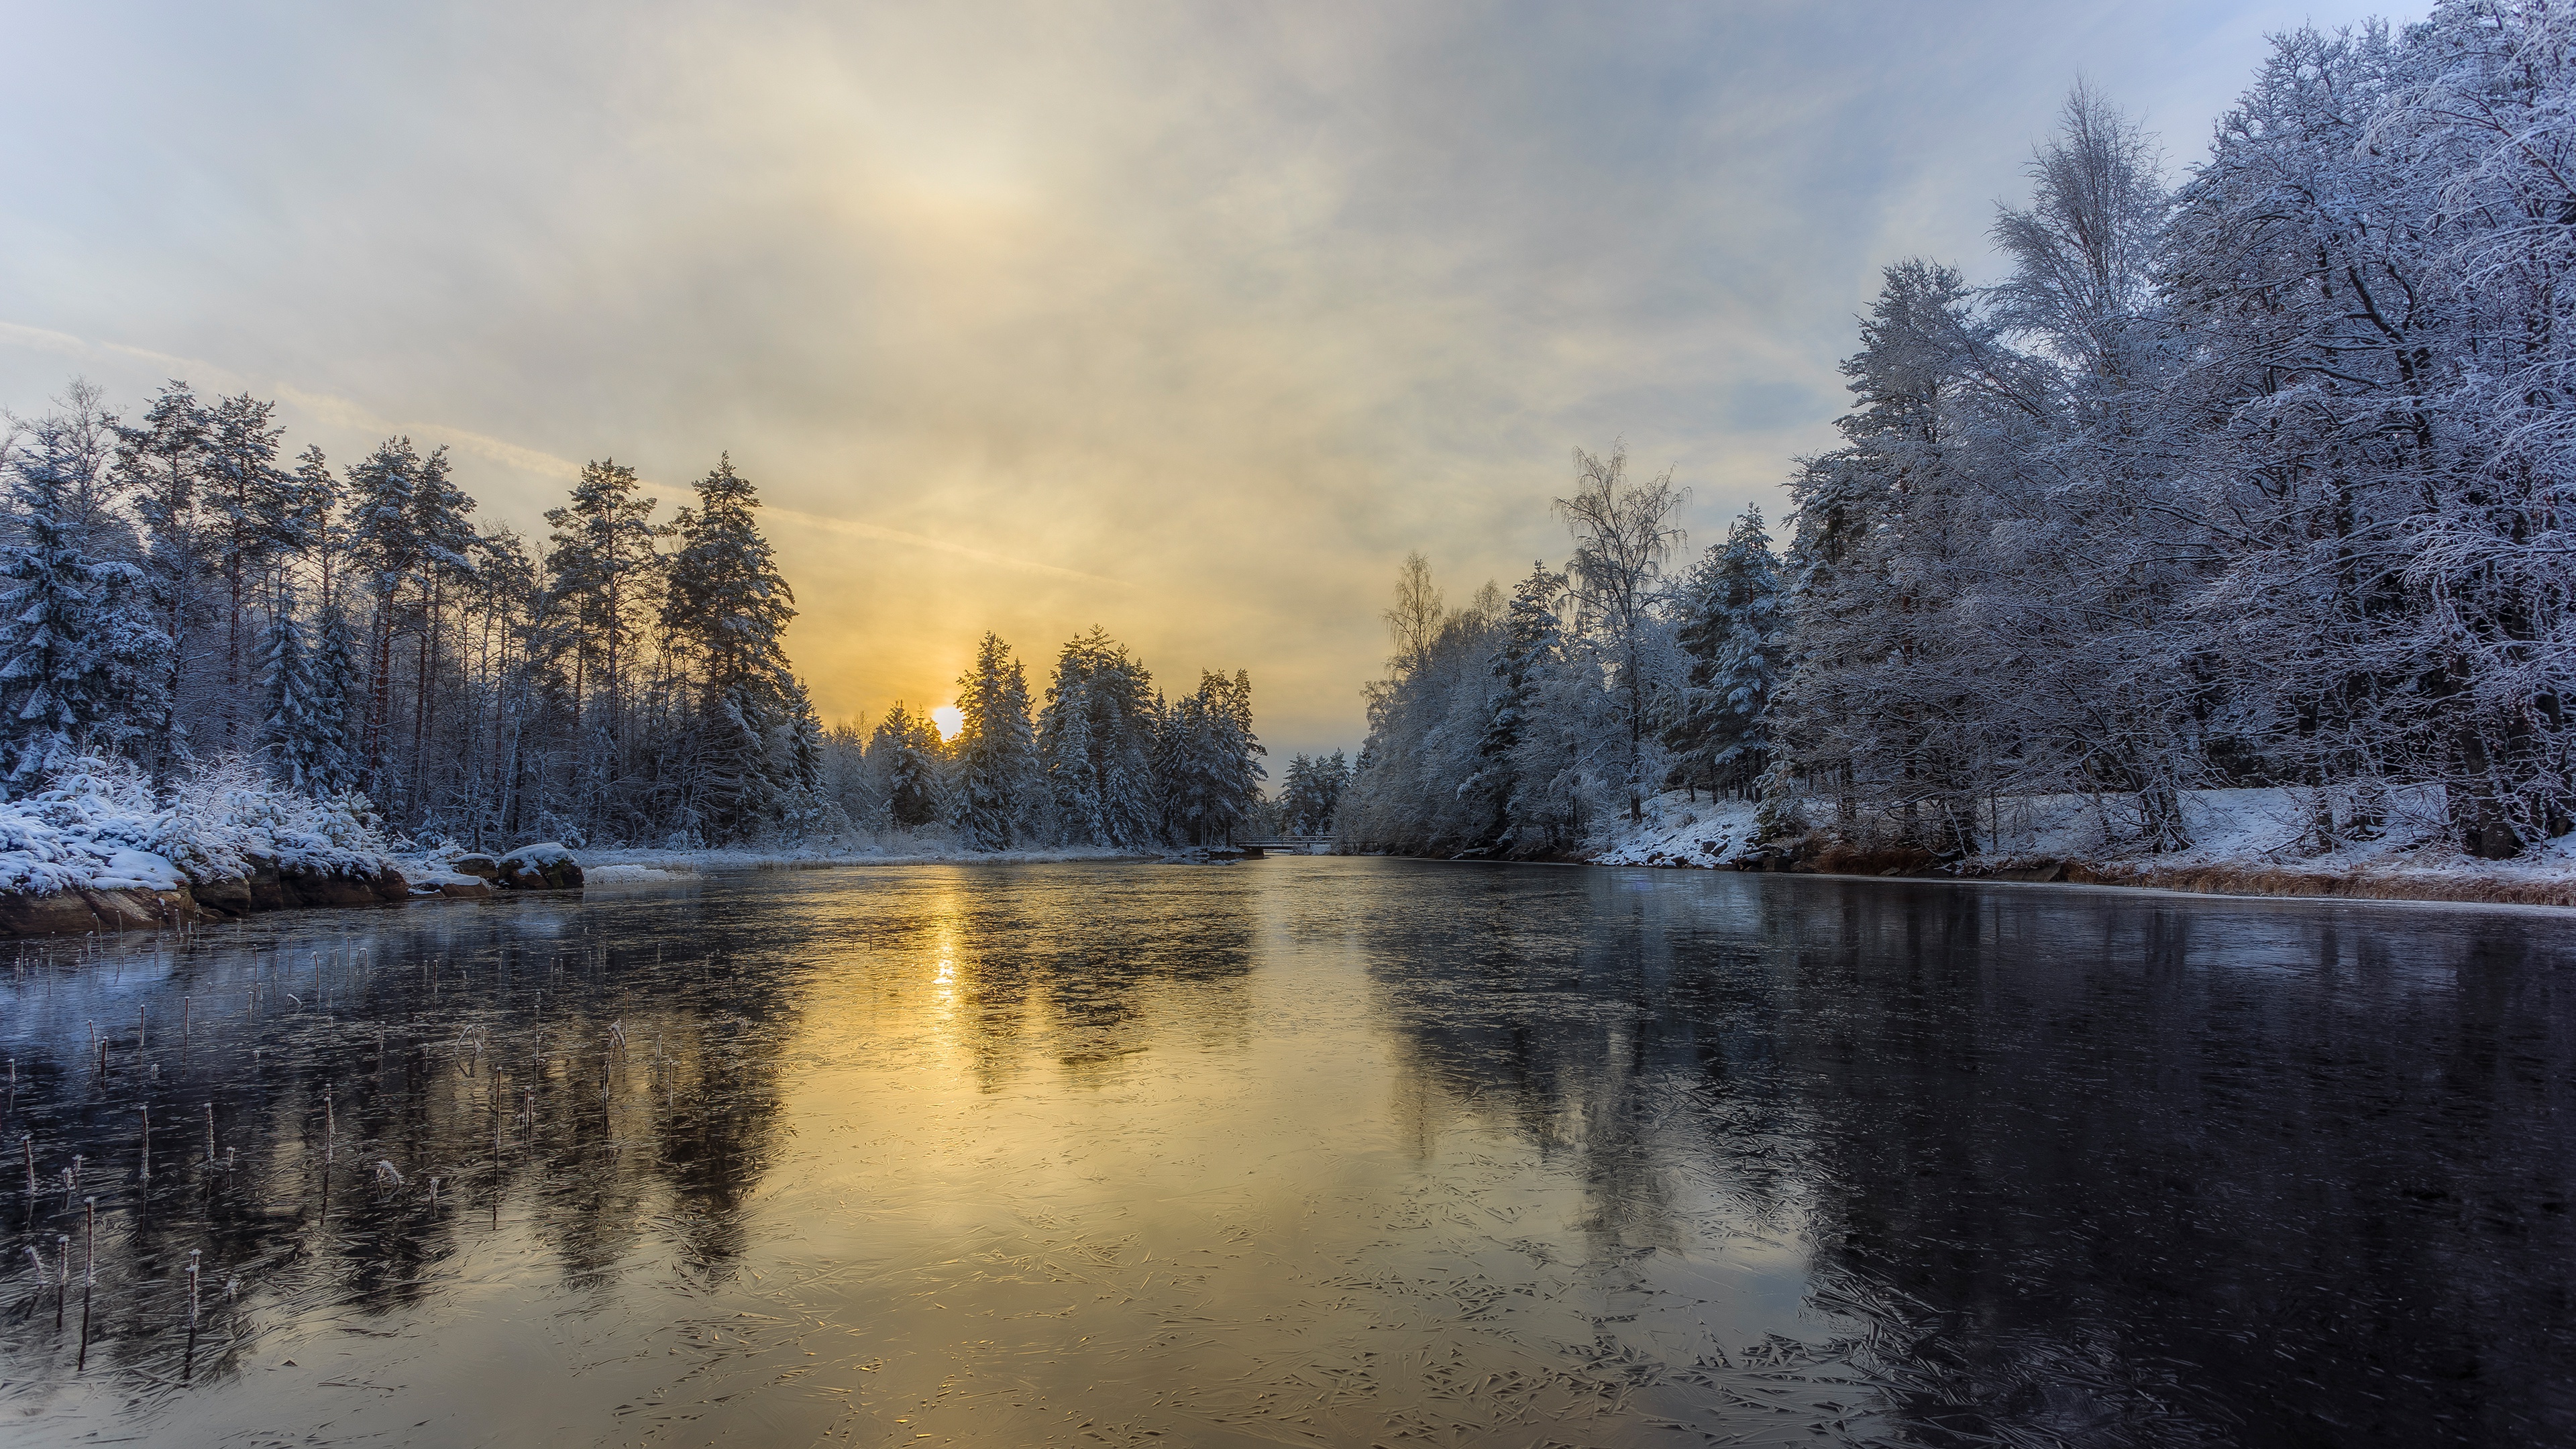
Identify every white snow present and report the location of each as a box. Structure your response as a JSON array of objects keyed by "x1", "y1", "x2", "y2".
[
  {"x1": 0, "y1": 756, "x2": 396, "y2": 898},
  {"x1": 1591, "y1": 785, "x2": 2576, "y2": 900},
  {"x1": 1591, "y1": 794, "x2": 1766, "y2": 868},
  {"x1": 581, "y1": 863, "x2": 685, "y2": 885}
]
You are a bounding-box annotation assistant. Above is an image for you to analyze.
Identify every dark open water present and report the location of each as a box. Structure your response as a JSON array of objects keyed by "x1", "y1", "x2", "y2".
[{"x1": 0, "y1": 858, "x2": 2568, "y2": 1446}]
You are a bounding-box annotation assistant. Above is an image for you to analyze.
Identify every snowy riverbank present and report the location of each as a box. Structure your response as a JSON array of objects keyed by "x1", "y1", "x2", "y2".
[
  {"x1": 1591, "y1": 788, "x2": 2576, "y2": 907},
  {"x1": 0, "y1": 760, "x2": 409, "y2": 934}
]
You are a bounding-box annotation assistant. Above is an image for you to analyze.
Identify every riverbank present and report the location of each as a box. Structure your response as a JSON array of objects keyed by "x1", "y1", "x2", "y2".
[
  {"x1": 0, "y1": 760, "x2": 413, "y2": 936},
  {"x1": 1591, "y1": 787, "x2": 2576, "y2": 908}
]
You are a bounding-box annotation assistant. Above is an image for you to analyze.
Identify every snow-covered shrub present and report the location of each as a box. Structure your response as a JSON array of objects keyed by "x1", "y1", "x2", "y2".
[{"x1": 0, "y1": 755, "x2": 394, "y2": 896}]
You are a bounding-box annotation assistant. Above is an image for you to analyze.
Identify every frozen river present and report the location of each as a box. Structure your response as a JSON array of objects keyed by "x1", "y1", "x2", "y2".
[{"x1": 3, "y1": 858, "x2": 2569, "y2": 1446}]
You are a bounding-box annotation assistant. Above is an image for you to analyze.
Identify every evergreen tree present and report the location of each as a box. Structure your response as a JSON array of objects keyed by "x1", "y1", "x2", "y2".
[
  {"x1": 405, "y1": 443, "x2": 478, "y2": 791},
  {"x1": 1669, "y1": 508, "x2": 1782, "y2": 796},
  {"x1": 1039, "y1": 627, "x2": 1163, "y2": 848},
  {"x1": 1160, "y1": 669, "x2": 1263, "y2": 845},
  {"x1": 1279, "y1": 751, "x2": 1353, "y2": 837},
  {"x1": 261, "y1": 574, "x2": 327, "y2": 792},
  {"x1": 953, "y1": 633, "x2": 1040, "y2": 849},
  {"x1": 341, "y1": 437, "x2": 425, "y2": 794},
  {"x1": 872, "y1": 702, "x2": 945, "y2": 828},
  {"x1": 661, "y1": 455, "x2": 799, "y2": 841},
  {"x1": 117, "y1": 380, "x2": 210, "y2": 772},
  {"x1": 1472, "y1": 564, "x2": 1566, "y2": 848},
  {"x1": 0, "y1": 417, "x2": 164, "y2": 789},
  {"x1": 1041, "y1": 669, "x2": 1103, "y2": 843},
  {"x1": 307, "y1": 598, "x2": 361, "y2": 798},
  {"x1": 203, "y1": 390, "x2": 323, "y2": 746},
  {"x1": 543, "y1": 458, "x2": 660, "y2": 790}
]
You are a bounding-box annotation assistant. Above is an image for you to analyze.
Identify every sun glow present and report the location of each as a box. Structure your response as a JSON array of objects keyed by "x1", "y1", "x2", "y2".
[{"x1": 930, "y1": 705, "x2": 965, "y2": 741}]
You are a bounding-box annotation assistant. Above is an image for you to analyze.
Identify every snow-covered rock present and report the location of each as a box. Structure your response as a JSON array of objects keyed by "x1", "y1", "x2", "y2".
[{"x1": 496, "y1": 843, "x2": 584, "y2": 890}]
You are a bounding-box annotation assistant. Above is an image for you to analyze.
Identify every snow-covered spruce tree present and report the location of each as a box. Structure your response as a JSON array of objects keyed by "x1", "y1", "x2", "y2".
[
  {"x1": 1774, "y1": 260, "x2": 1998, "y2": 857},
  {"x1": 871, "y1": 702, "x2": 946, "y2": 829},
  {"x1": 1475, "y1": 564, "x2": 1570, "y2": 852},
  {"x1": 1038, "y1": 627, "x2": 1164, "y2": 849},
  {"x1": 820, "y1": 717, "x2": 884, "y2": 830},
  {"x1": 1159, "y1": 669, "x2": 1265, "y2": 846},
  {"x1": 660, "y1": 455, "x2": 802, "y2": 841},
  {"x1": 260, "y1": 573, "x2": 328, "y2": 792},
  {"x1": 0, "y1": 415, "x2": 166, "y2": 790},
  {"x1": 307, "y1": 598, "x2": 362, "y2": 798},
  {"x1": 952, "y1": 633, "x2": 1040, "y2": 849},
  {"x1": 1279, "y1": 749, "x2": 1352, "y2": 838},
  {"x1": 1668, "y1": 508, "x2": 1782, "y2": 800},
  {"x1": 1041, "y1": 669, "x2": 1102, "y2": 844}
]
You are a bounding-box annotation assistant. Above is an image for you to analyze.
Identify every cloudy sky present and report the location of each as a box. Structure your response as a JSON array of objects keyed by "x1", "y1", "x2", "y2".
[{"x1": 0, "y1": 0, "x2": 2396, "y2": 757}]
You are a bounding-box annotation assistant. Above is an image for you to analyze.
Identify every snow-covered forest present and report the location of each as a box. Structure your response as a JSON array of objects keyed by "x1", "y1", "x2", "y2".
[
  {"x1": 0, "y1": 384, "x2": 820, "y2": 848},
  {"x1": 1344, "y1": 2, "x2": 2576, "y2": 867},
  {"x1": 0, "y1": 384, "x2": 1269, "y2": 855},
  {"x1": 814, "y1": 629, "x2": 1269, "y2": 850}
]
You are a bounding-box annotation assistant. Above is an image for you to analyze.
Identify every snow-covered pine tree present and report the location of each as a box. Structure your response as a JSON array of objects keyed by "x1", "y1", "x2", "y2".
[
  {"x1": 1279, "y1": 749, "x2": 1354, "y2": 837},
  {"x1": 1040, "y1": 666, "x2": 1104, "y2": 845},
  {"x1": 303, "y1": 597, "x2": 361, "y2": 798},
  {"x1": 1179, "y1": 669, "x2": 1263, "y2": 845},
  {"x1": 544, "y1": 458, "x2": 661, "y2": 814},
  {"x1": 1670, "y1": 508, "x2": 1782, "y2": 798},
  {"x1": 0, "y1": 415, "x2": 165, "y2": 790},
  {"x1": 871, "y1": 702, "x2": 945, "y2": 829},
  {"x1": 202, "y1": 390, "x2": 323, "y2": 748},
  {"x1": 953, "y1": 633, "x2": 1040, "y2": 850},
  {"x1": 261, "y1": 573, "x2": 327, "y2": 792},
  {"x1": 1775, "y1": 260, "x2": 1993, "y2": 857},
  {"x1": 661, "y1": 455, "x2": 800, "y2": 841},
  {"x1": 1040, "y1": 628, "x2": 1164, "y2": 848},
  {"x1": 1470, "y1": 562, "x2": 1565, "y2": 847},
  {"x1": 404, "y1": 444, "x2": 478, "y2": 792},
  {"x1": 117, "y1": 380, "x2": 211, "y2": 774},
  {"x1": 341, "y1": 437, "x2": 424, "y2": 796},
  {"x1": 782, "y1": 679, "x2": 828, "y2": 828}
]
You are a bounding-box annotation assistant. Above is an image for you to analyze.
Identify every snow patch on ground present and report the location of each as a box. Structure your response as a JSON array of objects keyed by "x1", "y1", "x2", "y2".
[
  {"x1": 1590, "y1": 794, "x2": 1766, "y2": 868},
  {"x1": 0, "y1": 757, "x2": 395, "y2": 897},
  {"x1": 1592, "y1": 785, "x2": 2576, "y2": 898},
  {"x1": 581, "y1": 863, "x2": 686, "y2": 885}
]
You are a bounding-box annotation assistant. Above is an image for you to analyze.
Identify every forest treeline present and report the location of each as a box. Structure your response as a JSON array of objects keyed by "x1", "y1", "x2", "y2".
[
  {"x1": 820, "y1": 629, "x2": 1270, "y2": 850},
  {"x1": 0, "y1": 384, "x2": 1269, "y2": 851},
  {"x1": 1343, "y1": 3, "x2": 2575, "y2": 863},
  {"x1": 0, "y1": 382, "x2": 820, "y2": 845}
]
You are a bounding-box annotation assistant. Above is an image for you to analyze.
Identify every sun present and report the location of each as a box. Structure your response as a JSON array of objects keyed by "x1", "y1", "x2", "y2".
[{"x1": 930, "y1": 705, "x2": 965, "y2": 742}]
